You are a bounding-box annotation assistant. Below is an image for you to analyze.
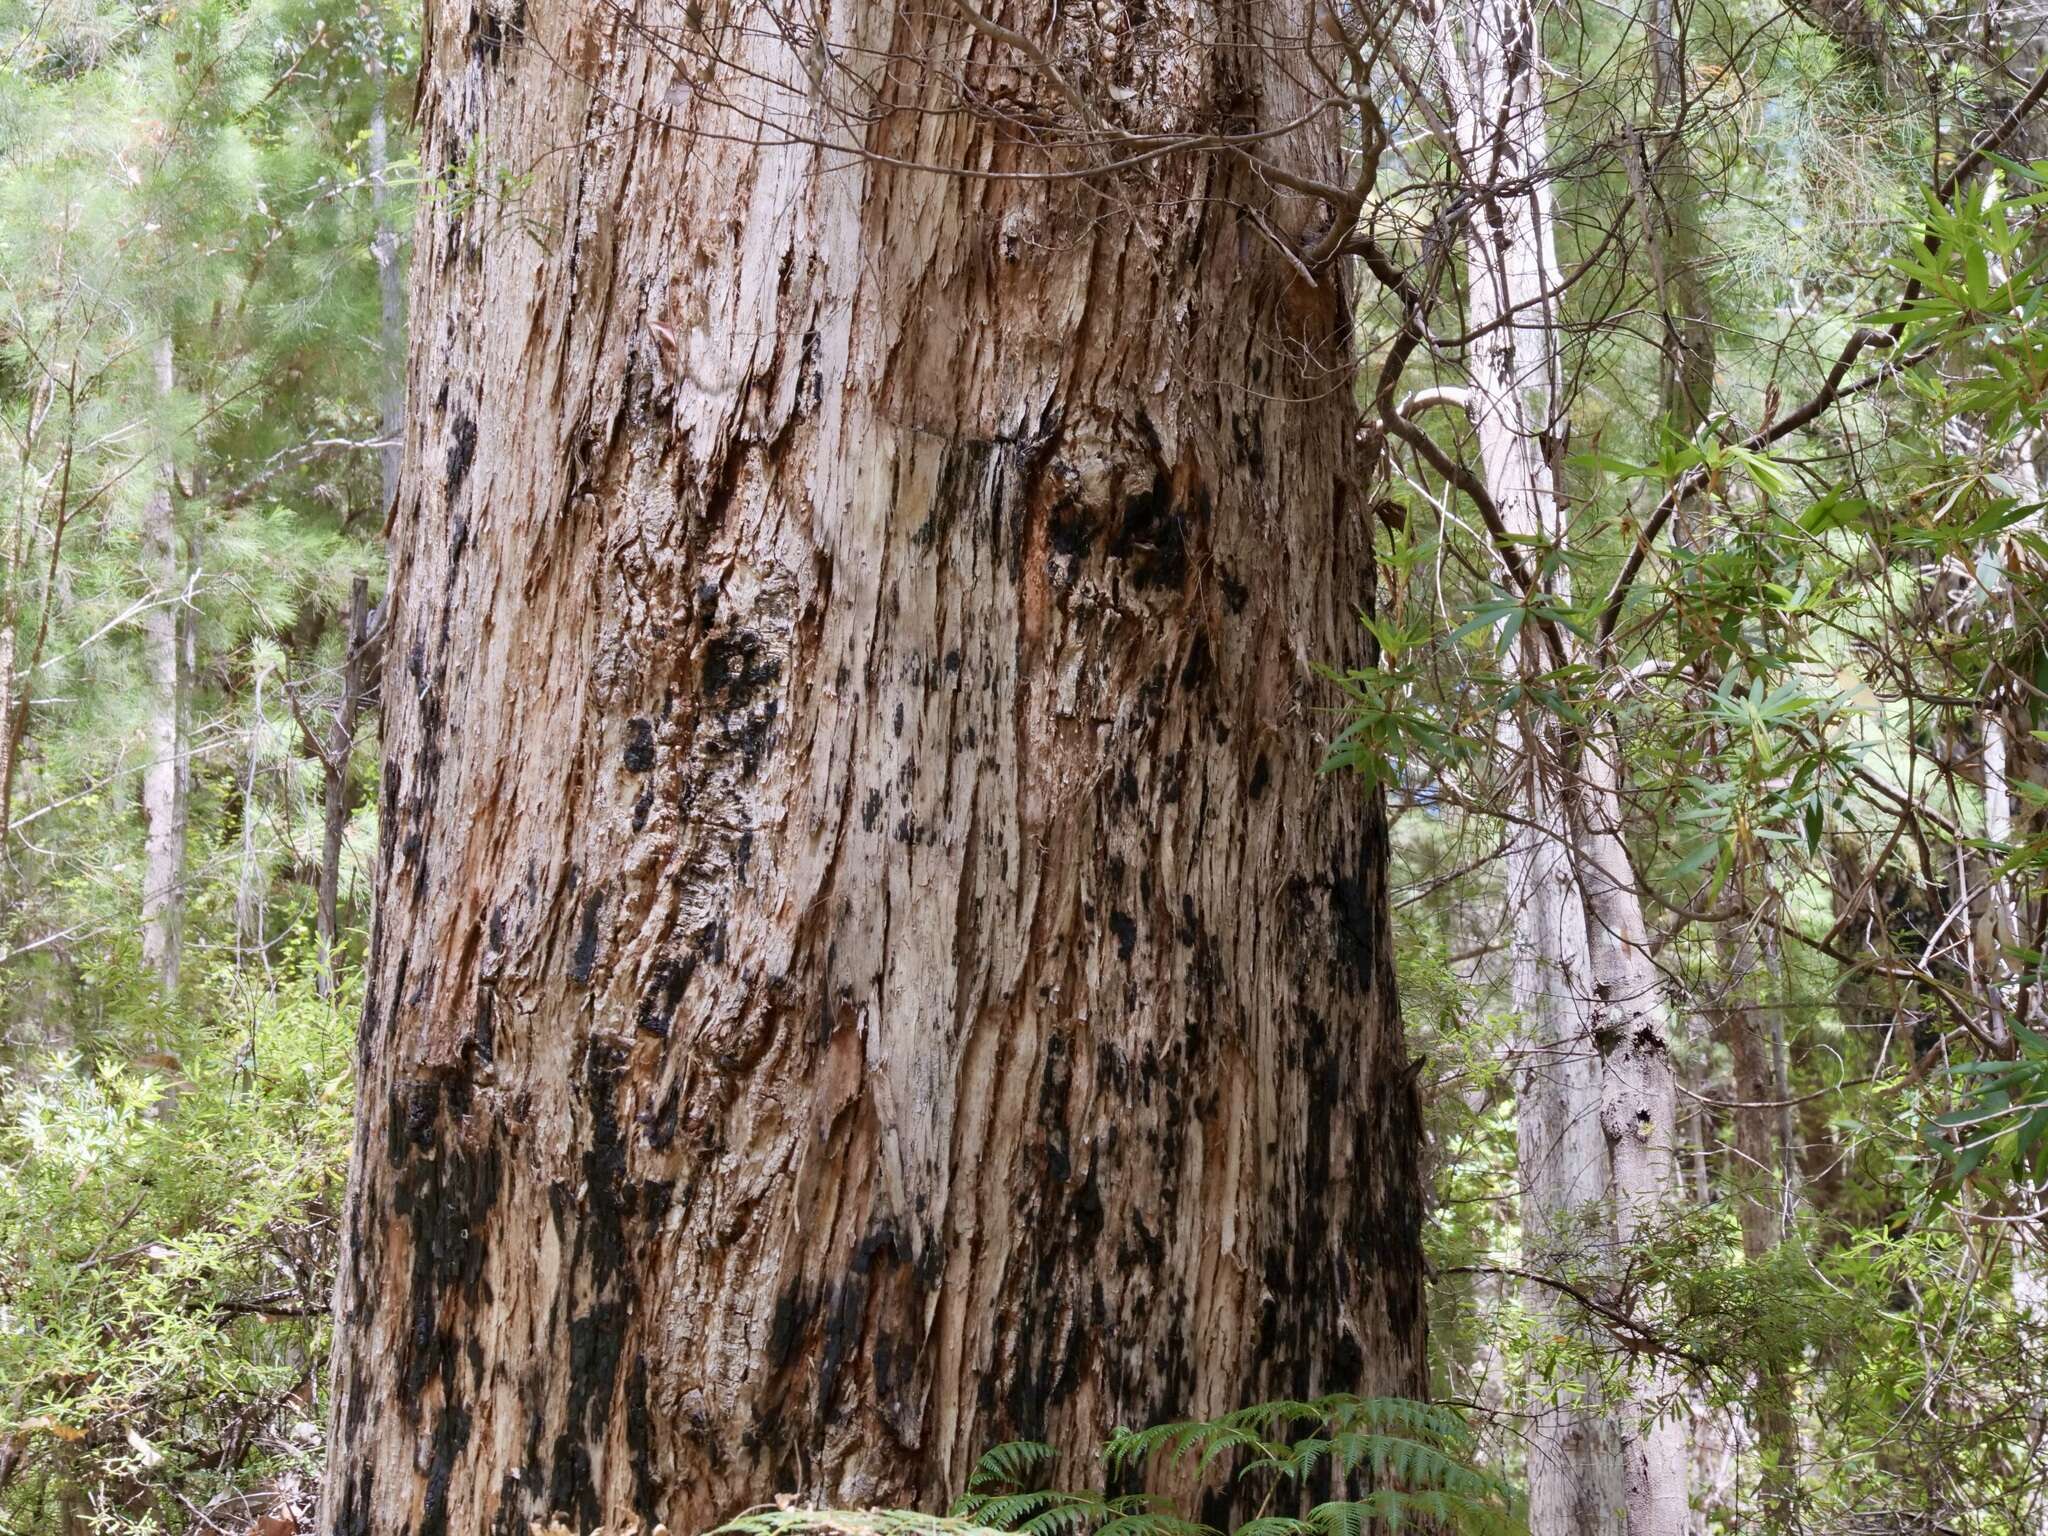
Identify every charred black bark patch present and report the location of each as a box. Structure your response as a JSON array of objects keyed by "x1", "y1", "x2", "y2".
[
  {"x1": 545, "y1": 1045, "x2": 643, "y2": 1531},
  {"x1": 641, "y1": 1079, "x2": 681, "y2": 1150},
  {"x1": 569, "y1": 888, "x2": 605, "y2": 984},
  {"x1": 490, "y1": 1472, "x2": 532, "y2": 1536},
  {"x1": 818, "y1": 1222, "x2": 899, "y2": 1413},
  {"x1": 334, "y1": 1459, "x2": 376, "y2": 1536},
  {"x1": 1248, "y1": 753, "x2": 1271, "y2": 802},
  {"x1": 701, "y1": 631, "x2": 780, "y2": 708},
  {"x1": 625, "y1": 1353, "x2": 661, "y2": 1519},
  {"x1": 577, "y1": 1041, "x2": 635, "y2": 1290},
  {"x1": 401, "y1": 1080, "x2": 440, "y2": 1157},
  {"x1": 1049, "y1": 503, "x2": 1095, "y2": 562},
  {"x1": 1330, "y1": 855, "x2": 1378, "y2": 991},
  {"x1": 562, "y1": 1302, "x2": 627, "y2": 1443},
  {"x1": 1003, "y1": 1274, "x2": 1089, "y2": 1439},
  {"x1": 386, "y1": 1083, "x2": 503, "y2": 1404},
  {"x1": 445, "y1": 413, "x2": 478, "y2": 501},
  {"x1": 1112, "y1": 472, "x2": 1192, "y2": 590},
  {"x1": 418, "y1": 1402, "x2": 473, "y2": 1536},
  {"x1": 769, "y1": 1278, "x2": 813, "y2": 1370},
  {"x1": 1359, "y1": 1047, "x2": 1428, "y2": 1366},
  {"x1": 635, "y1": 956, "x2": 693, "y2": 1038},
  {"x1": 623, "y1": 716, "x2": 657, "y2": 772},
  {"x1": 725, "y1": 699, "x2": 778, "y2": 777},
  {"x1": 1109, "y1": 909, "x2": 1138, "y2": 961}
]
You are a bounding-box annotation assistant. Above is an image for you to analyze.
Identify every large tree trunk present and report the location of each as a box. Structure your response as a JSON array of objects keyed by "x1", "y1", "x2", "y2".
[
  {"x1": 320, "y1": 1, "x2": 1427, "y2": 1532},
  {"x1": 139, "y1": 334, "x2": 188, "y2": 996}
]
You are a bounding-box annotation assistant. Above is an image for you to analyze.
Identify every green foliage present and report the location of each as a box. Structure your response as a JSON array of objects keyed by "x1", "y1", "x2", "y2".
[
  {"x1": 0, "y1": 947, "x2": 355, "y2": 1530},
  {"x1": 713, "y1": 1405, "x2": 1525, "y2": 1536},
  {"x1": 1927, "y1": 1022, "x2": 2048, "y2": 1184},
  {"x1": 1, "y1": 0, "x2": 400, "y2": 995}
]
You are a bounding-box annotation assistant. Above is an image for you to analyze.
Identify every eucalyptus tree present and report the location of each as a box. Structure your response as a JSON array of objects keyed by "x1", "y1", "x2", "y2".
[{"x1": 319, "y1": 0, "x2": 1430, "y2": 1529}]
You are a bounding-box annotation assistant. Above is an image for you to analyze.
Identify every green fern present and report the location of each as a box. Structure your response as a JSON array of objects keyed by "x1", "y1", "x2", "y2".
[
  {"x1": 712, "y1": 1398, "x2": 1520, "y2": 1536},
  {"x1": 952, "y1": 1397, "x2": 1522, "y2": 1536}
]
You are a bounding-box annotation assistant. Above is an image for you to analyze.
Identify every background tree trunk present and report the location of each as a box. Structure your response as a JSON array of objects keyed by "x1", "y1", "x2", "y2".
[
  {"x1": 139, "y1": 334, "x2": 187, "y2": 996},
  {"x1": 320, "y1": 1, "x2": 1428, "y2": 1533},
  {"x1": 1418, "y1": 0, "x2": 1628, "y2": 1527},
  {"x1": 367, "y1": 63, "x2": 404, "y2": 521},
  {"x1": 1421, "y1": 0, "x2": 1686, "y2": 1526},
  {"x1": 305, "y1": 575, "x2": 378, "y2": 997}
]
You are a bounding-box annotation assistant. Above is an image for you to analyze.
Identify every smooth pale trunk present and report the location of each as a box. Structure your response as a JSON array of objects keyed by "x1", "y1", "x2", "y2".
[
  {"x1": 368, "y1": 71, "x2": 404, "y2": 518},
  {"x1": 1424, "y1": 0, "x2": 1626, "y2": 1524},
  {"x1": 1575, "y1": 735, "x2": 1688, "y2": 1536},
  {"x1": 235, "y1": 667, "x2": 270, "y2": 971},
  {"x1": 0, "y1": 615, "x2": 14, "y2": 861},
  {"x1": 319, "y1": 0, "x2": 1428, "y2": 1532},
  {"x1": 315, "y1": 576, "x2": 375, "y2": 994},
  {"x1": 1426, "y1": 0, "x2": 1686, "y2": 1527},
  {"x1": 1980, "y1": 510, "x2": 2048, "y2": 1533},
  {"x1": 139, "y1": 333, "x2": 187, "y2": 995}
]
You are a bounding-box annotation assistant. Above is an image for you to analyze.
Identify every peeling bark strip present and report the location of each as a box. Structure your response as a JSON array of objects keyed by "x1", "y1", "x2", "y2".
[{"x1": 320, "y1": 0, "x2": 1425, "y2": 1532}]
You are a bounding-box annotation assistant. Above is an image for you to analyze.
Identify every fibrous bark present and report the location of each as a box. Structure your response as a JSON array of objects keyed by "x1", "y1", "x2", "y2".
[{"x1": 321, "y1": 1, "x2": 1427, "y2": 1532}]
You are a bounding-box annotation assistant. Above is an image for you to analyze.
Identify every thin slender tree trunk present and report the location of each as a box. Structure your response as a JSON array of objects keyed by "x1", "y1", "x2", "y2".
[
  {"x1": 320, "y1": 1, "x2": 1428, "y2": 1532},
  {"x1": 140, "y1": 334, "x2": 187, "y2": 996},
  {"x1": 1645, "y1": 0, "x2": 1713, "y2": 448},
  {"x1": 0, "y1": 611, "x2": 14, "y2": 870},
  {"x1": 1575, "y1": 738, "x2": 1688, "y2": 1536},
  {"x1": 1711, "y1": 930, "x2": 1782, "y2": 1253},
  {"x1": 235, "y1": 664, "x2": 270, "y2": 975},
  {"x1": 367, "y1": 64, "x2": 404, "y2": 520},
  {"x1": 315, "y1": 576, "x2": 376, "y2": 995},
  {"x1": 1424, "y1": 0, "x2": 1687, "y2": 1526},
  {"x1": 1422, "y1": 0, "x2": 1626, "y2": 1522}
]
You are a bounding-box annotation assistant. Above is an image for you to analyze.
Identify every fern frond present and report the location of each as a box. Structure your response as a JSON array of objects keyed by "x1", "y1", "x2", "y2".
[
  {"x1": 959, "y1": 1396, "x2": 1521, "y2": 1536},
  {"x1": 964, "y1": 1441, "x2": 1061, "y2": 1495},
  {"x1": 1231, "y1": 1516, "x2": 1314, "y2": 1536}
]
